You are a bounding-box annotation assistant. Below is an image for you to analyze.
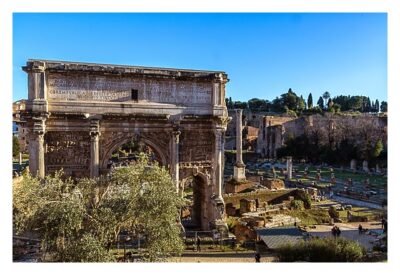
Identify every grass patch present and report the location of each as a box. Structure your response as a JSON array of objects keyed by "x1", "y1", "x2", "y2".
[{"x1": 284, "y1": 208, "x2": 331, "y2": 226}]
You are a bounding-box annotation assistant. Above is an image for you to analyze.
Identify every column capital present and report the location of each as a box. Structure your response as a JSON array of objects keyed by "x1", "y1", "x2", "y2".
[
  {"x1": 32, "y1": 115, "x2": 48, "y2": 135},
  {"x1": 89, "y1": 119, "x2": 101, "y2": 137},
  {"x1": 235, "y1": 108, "x2": 243, "y2": 115},
  {"x1": 171, "y1": 130, "x2": 181, "y2": 144},
  {"x1": 23, "y1": 60, "x2": 46, "y2": 73},
  {"x1": 214, "y1": 116, "x2": 231, "y2": 131}
]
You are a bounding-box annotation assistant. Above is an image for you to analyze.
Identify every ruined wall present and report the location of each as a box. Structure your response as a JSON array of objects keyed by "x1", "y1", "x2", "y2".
[{"x1": 257, "y1": 113, "x2": 388, "y2": 158}]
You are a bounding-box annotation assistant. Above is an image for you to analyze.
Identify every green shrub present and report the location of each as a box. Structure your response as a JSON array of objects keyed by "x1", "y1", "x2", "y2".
[
  {"x1": 297, "y1": 190, "x2": 312, "y2": 209},
  {"x1": 328, "y1": 206, "x2": 340, "y2": 219},
  {"x1": 276, "y1": 237, "x2": 365, "y2": 262},
  {"x1": 290, "y1": 200, "x2": 304, "y2": 210}
]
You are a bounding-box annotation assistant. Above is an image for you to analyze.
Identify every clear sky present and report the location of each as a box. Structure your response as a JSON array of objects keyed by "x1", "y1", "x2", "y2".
[{"x1": 13, "y1": 13, "x2": 387, "y2": 102}]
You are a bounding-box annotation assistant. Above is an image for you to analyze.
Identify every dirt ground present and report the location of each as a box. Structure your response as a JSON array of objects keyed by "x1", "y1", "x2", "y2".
[{"x1": 169, "y1": 251, "x2": 276, "y2": 263}]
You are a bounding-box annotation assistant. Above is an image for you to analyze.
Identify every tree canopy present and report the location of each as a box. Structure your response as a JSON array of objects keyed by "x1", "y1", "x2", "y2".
[
  {"x1": 13, "y1": 153, "x2": 185, "y2": 262},
  {"x1": 13, "y1": 136, "x2": 20, "y2": 158},
  {"x1": 225, "y1": 91, "x2": 384, "y2": 115}
]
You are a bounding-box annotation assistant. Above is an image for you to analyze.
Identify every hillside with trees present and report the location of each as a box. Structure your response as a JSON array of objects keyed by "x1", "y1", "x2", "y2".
[{"x1": 226, "y1": 89, "x2": 387, "y2": 116}]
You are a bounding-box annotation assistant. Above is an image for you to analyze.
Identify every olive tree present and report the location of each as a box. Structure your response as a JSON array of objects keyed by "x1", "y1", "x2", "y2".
[{"x1": 13, "y1": 153, "x2": 185, "y2": 262}]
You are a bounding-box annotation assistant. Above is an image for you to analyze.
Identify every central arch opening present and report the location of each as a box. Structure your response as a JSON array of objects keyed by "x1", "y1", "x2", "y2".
[{"x1": 106, "y1": 136, "x2": 163, "y2": 169}]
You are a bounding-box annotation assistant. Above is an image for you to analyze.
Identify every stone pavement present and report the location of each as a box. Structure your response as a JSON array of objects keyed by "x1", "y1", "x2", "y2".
[{"x1": 331, "y1": 195, "x2": 382, "y2": 209}]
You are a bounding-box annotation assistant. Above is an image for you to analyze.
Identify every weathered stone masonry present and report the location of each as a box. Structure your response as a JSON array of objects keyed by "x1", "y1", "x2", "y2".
[{"x1": 21, "y1": 59, "x2": 230, "y2": 230}]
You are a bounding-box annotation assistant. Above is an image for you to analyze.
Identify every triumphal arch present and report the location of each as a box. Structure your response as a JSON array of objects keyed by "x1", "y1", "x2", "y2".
[{"x1": 21, "y1": 59, "x2": 230, "y2": 230}]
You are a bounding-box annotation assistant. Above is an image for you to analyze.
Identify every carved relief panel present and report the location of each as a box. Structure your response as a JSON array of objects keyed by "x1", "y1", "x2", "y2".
[
  {"x1": 179, "y1": 130, "x2": 214, "y2": 163},
  {"x1": 45, "y1": 131, "x2": 90, "y2": 175}
]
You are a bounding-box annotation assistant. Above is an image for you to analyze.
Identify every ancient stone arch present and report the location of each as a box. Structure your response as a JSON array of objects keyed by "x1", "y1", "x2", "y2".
[{"x1": 20, "y1": 59, "x2": 230, "y2": 230}]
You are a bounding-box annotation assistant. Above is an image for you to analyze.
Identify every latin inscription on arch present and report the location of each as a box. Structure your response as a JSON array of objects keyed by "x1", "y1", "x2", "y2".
[{"x1": 47, "y1": 74, "x2": 213, "y2": 105}]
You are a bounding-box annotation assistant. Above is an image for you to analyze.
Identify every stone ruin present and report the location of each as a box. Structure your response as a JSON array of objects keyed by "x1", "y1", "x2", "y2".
[{"x1": 20, "y1": 59, "x2": 230, "y2": 230}]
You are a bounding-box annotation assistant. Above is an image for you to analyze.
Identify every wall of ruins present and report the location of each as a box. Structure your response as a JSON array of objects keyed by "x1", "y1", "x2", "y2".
[{"x1": 256, "y1": 113, "x2": 388, "y2": 159}]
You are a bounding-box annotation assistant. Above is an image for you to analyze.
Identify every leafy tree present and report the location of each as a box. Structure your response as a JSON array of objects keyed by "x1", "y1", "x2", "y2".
[
  {"x1": 372, "y1": 139, "x2": 384, "y2": 159},
  {"x1": 380, "y1": 101, "x2": 387, "y2": 112},
  {"x1": 281, "y1": 88, "x2": 299, "y2": 111},
  {"x1": 332, "y1": 95, "x2": 351, "y2": 111},
  {"x1": 374, "y1": 99, "x2": 380, "y2": 113},
  {"x1": 366, "y1": 97, "x2": 372, "y2": 112},
  {"x1": 248, "y1": 98, "x2": 269, "y2": 111},
  {"x1": 307, "y1": 93, "x2": 313, "y2": 109},
  {"x1": 13, "y1": 136, "x2": 20, "y2": 158},
  {"x1": 322, "y1": 91, "x2": 331, "y2": 108},
  {"x1": 63, "y1": 234, "x2": 116, "y2": 262},
  {"x1": 332, "y1": 103, "x2": 341, "y2": 113},
  {"x1": 233, "y1": 101, "x2": 248, "y2": 109},
  {"x1": 271, "y1": 97, "x2": 285, "y2": 113},
  {"x1": 13, "y1": 154, "x2": 185, "y2": 262},
  {"x1": 348, "y1": 96, "x2": 363, "y2": 111},
  {"x1": 317, "y1": 96, "x2": 324, "y2": 109},
  {"x1": 298, "y1": 95, "x2": 306, "y2": 112}
]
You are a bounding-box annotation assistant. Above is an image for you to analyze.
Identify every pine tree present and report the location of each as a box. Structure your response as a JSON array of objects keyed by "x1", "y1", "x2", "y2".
[
  {"x1": 317, "y1": 96, "x2": 324, "y2": 109},
  {"x1": 307, "y1": 93, "x2": 313, "y2": 109},
  {"x1": 322, "y1": 91, "x2": 331, "y2": 108},
  {"x1": 375, "y1": 99, "x2": 380, "y2": 113}
]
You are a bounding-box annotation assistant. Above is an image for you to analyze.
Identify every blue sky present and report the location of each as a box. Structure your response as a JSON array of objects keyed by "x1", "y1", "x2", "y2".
[{"x1": 13, "y1": 13, "x2": 387, "y2": 102}]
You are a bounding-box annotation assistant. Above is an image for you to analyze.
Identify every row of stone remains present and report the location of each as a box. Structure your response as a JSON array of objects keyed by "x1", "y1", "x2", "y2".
[
  {"x1": 224, "y1": 176, "x2": 284, "y2": 194},
  {"x1": 350, "y1": 159, "x2": 383, "y2": 174}
]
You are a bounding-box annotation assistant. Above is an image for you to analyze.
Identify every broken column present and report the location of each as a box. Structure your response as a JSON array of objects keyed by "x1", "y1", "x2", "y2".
[
  {"x1": 363, "y1": 160, "x2": 369, "y2": 173},
  {"x1": 350, "y1": 159, "x2": 357, "y2": 172},
  {"x1": 286, "y1": 156, "x2": 293, "y2": 179},
  {"x1": 233, "y1": 109, "x2": 246, "y2": 181}
]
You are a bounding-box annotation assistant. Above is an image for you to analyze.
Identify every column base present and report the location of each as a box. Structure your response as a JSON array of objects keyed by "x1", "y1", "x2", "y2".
[{"x1": 233, "y1": 165, "x2": 246, "y2": 182}]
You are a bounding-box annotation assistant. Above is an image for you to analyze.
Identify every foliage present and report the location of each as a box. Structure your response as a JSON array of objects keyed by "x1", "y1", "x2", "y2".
[
  {"x1": 63, "y1": 234, "x2": 116, "y2": 262},
  {"x1": 13, "y1": 154, "x2": 185, "y2": 262},
  {"x1": 297, "y1": 191, "x2": 312, "y2": 209},
  {"x1": 247, "y1": 98, "x2": 271, "y2": 112},
  {"x1": 226, "y1": 216, "x2": 238, "y2": 232},
  {"x1": 307, "y1": 93, "x2": 313, "y2": 109},
  {"x1": 13, "y1": 136, "x2": 20, "y2": 158},
  {"x1": 287, "y1": 209, "x2": 331, "y2": 226},
  {"x1": 276, "y1": 237, "x2": 365, "y2": 262},
  {"x1": 372, "y1": 139, "x2": 384, "y2": 158},
  {"x1": 226, "y1": 93, "x2": 383, "y2": 115},
  {"x1": 380, "y1": 101, "x2": 387, "y2": 112},
  {"x1": 328, "y1": 206, "x2": 340, "y2": 219},
  {"x1": 322, "y1": 91, "x2": 331, "y2": 108},
  {"x1": 290, "y1": 200, "x2": 304, "y2": 210},
  {"x1": 317, "y1": 96, "x2": 324, "y2": 109},
  {"x1": 276, "y1": 113, "x2": 386, "y2": 166}
]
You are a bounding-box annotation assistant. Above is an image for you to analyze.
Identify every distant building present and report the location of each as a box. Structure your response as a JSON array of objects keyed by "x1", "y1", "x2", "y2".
[{"x1": 12, "y1": 100, "x2": 28, "y2": 152}]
